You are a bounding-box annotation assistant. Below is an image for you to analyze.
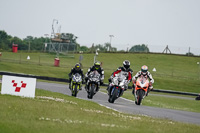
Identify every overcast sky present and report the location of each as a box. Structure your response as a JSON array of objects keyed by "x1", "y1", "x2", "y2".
[{"x1": 0, "y1": 0, "x2": 200, "y2": 54}]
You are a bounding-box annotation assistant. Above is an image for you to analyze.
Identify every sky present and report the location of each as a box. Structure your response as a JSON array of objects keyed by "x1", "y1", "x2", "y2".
[{"x1": 0, "y1": 0, "x2": 200, "y2": 54}]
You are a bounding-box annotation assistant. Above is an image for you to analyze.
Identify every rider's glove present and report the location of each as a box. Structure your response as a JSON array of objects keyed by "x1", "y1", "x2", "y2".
[
  {"x1": 149, "y1": 82, "x2": 152, "y2": 86},
  {"x1": 132, "y1": 79, "x2": 136, "y2": 84}
]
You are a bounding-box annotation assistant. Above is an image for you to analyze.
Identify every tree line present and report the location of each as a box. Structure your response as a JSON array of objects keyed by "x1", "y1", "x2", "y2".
[
  {"x1": 0, "y1": 30, "x2": 150, "y2": 53},
  {"x1": 0, "y1": 30, "x2": 50, "y2": 51}
]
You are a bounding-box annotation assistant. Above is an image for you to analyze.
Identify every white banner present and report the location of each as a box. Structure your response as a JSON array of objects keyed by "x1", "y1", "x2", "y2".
[{"x1": 1, "y1": 75, "x2": 36, "y2": 98}]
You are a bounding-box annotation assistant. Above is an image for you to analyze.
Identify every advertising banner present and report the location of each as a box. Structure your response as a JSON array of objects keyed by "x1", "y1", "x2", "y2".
[{"x1": 1, "y1": 75, "x2": 36, "y2": 98}]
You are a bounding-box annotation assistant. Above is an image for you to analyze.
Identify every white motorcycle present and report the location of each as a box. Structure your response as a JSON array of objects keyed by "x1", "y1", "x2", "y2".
[{"x1": 108, "y1": 74, "x2": 127, "y2": 103}]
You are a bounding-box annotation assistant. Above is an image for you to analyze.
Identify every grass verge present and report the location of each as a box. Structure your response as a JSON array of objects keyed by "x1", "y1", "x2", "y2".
[{"x1": 0, "y1": 89, "x2": 200, "y2": 133}]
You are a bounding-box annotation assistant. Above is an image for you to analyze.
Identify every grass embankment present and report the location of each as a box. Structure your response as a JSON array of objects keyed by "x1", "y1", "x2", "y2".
[
  {"x1": 0, "y1": 52, "x2": 200, "y2": 93},
  {"x1": 0, "y1": 89, "x2": 200, "y2": 133}
]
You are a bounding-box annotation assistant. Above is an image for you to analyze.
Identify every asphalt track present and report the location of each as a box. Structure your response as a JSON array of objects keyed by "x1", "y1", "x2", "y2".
[{"x1": 36, "y1": 81, "x2": 200, "y2": 125}]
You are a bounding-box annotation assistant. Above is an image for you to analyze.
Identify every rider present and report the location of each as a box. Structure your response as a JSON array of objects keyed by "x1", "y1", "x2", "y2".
[
  {"x1": 68, "y1": 63, "x2": 84, "y2": 90},
  {"x1": 107, "y1": 60, "x2": 133, "y2": 94},
  {"x1": 132, "y1": 65, "x2": 154, "y2": 96},
  {"x1": 85, "y1": 61, "x2": 104, "y2": 91}
]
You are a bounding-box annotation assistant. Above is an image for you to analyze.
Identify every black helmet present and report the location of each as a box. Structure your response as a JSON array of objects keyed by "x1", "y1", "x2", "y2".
[
  {"x1": 141, "y1": 65, "x2": 148, "y2": 75},
  {"x1": 123, "y1": 60, "x2": 130, "y2": 70},
  {"x1": 75, "y1": 63, "x2": 81, "y2": 70},
  {"x1": 94, "y1": 61, "x2": 101, "y2": 70}
]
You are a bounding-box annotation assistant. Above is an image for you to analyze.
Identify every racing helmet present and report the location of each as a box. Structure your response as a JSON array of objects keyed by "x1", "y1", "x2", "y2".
[
  {"x1": 94, "y1": 61, "x2": 101, "y2": 70},
  {"x1": 75, "y1": 63, "x2": 81, "y2": 71},
  {"x1": 123, "y1": 60, "x2": 130, "y2": 70},
  {"x1": 141, "y1": 65, "x2": 148, "y2": 75}
]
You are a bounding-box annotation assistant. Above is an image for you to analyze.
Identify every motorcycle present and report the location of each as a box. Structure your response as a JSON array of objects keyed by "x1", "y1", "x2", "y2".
[
  {"x1": 134, "y1": 76, "x2": 149, "y2": 105},
  {"x1": 108, "y1": 74, "x2": 127, "y2": 103},
  {"x1": 70, "y1": 73, "x2": 82, "y2": 97},
  {"x1": 86, "y1": 71, "x2": 101, "y2": 99}
]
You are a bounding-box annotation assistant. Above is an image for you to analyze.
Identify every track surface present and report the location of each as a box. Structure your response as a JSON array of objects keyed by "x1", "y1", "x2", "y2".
[{"x1": 36, "y1": 82, "x2": 200, "y2": 125}]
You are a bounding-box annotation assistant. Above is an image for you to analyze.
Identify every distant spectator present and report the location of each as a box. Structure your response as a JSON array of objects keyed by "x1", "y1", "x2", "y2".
[{"x1": 195, "y1": 93, "x2": 200, "y2": 100}]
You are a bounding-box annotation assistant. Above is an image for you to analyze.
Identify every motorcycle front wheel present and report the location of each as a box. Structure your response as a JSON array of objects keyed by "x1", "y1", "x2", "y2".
[
  {"x1": 72, "y1": 84, "x2": 78, "y2": 97},
  {"x1": 88, "y1": 83, "x2": 95, "y2": 99},
  {"x1": 108, "y1": 87, "x2": 119, "y2": 103},
  {"x1": 135, "y1": 89, "x2": 145, "y2": 105}
]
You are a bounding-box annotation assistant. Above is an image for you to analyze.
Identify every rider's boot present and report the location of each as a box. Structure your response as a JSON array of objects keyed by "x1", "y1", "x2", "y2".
[
  {"x1": 108, "y1": 86, "x2": 113, "y2": 95},
  {"x1": 124, "y1": 85, "x2": 128, "y2": 91},
  {"x1": 97, "y1": 86, "x2": 100, "y2": 92},
  {"x1": 69, "y1": 83, "x2": 71, "y2": 90},
  {"x1": 146, "y1": 86, "x2": 153, "y2": 96},
  {"x1": 132, "y1": 85, "x2": 135, "y2": 95},
  {"x1": 79, "y1": 84, "x2": 82, "y2": 90},
  {"x1": 107, "y1": 86, "x2": 110, "y2": 95},
  {"x1": 146, "y1": 89, "x2": 149, "y2": 96},
  {"x1": 85, "y1": 85, "x2": 87, "y2": 91},
  {"x1": 107, "y1": 84, "x2": 112, "y2": 95}
]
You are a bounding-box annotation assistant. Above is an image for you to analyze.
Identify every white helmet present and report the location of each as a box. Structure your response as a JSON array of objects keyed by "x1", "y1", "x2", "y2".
[{"x1": 141, "y1": 65, "x2": 148, "y2": 75}]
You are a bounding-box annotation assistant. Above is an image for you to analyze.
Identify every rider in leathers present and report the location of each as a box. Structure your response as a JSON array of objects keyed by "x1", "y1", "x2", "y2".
[
  {"x1": 85, "y1": 61, "x2": 104, "y2": 91},
  {"x1": 107, "y1": 60, "x2": 133, "y2": 95},
  {"x1": 132, "y1": 65, "x2": 154, "y2": 96},
  {"x1": 68, "y1": 63, "x2": 84, "y2": 90}
]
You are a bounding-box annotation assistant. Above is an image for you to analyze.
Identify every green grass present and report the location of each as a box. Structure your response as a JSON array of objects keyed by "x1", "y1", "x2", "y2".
[
  {"x1": 153, "y1": 77, "x2": 200, "y2": 93},
  {"x1": 124, "y1": 90, "x2": 200, "y2": 113},
  {"x1": 0, "y1": 89, "x2": 200, "y2": 133},
  {"x1": 0, "y1": 52, "x2": 200, "y2": 93}
]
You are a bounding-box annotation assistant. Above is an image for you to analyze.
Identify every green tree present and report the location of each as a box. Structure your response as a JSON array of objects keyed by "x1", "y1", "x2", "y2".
[
  {"x1": 24, "y1": 36, "x2": 34, "y2": 41},
  {"x1": 0, "y1": 30, "x2": 12, "y2": 50},
  {"x1": 129, "y1": 44, "x2": 149, "y2": 52},
  {"x1": 118, "y1": 50, "x2": 126, "y2": 52},
  {"x1": 23, "y1": 36, "x2": 48, "y2": 51},
  {"x1": 186, "y1": 52, "x2": 194, "y2": 56},
  {"x1": 0, "y1": 30, "x2": 8, "y2": 40},
  {"x1": 79, "y1": 46, "x2": 89, "y2": 52},
  {"x1": 0, "y1": 30, "x2": 80, "y2": 52},
  {"x1": 111, "y1": 47, "x2": 117, "y2": 52},
  {"x1": 104, "y1": 43, "x2": 111, "y2": 51},
  {"x1": 94, "y1": 44, "x2": 107, "y2": 52},
  {"x1": 11, "y1": 37, "x2": 25, "y2": 50}
]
